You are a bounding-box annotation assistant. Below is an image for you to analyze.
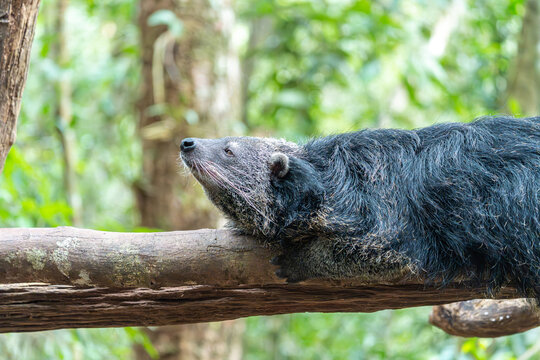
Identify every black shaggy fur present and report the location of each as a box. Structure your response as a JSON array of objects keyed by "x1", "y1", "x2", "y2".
[{"x1": 180, "y1": 116, "x2": 540, "y2": 298}]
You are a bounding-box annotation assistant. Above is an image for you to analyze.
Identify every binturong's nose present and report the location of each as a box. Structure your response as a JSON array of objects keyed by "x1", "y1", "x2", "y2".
[{"x1": 180, "y1": 138, "x2": 196, "y2": 152}]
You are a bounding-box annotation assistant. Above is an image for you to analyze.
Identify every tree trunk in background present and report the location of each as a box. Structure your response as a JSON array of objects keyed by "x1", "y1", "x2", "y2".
[
  {"x1": 241, "y1": 16, "x2": 273, "y2": 128},
  {"x1": 135, "y1": 0, "x2": 241, "y2": 231},
  {"x1": 135, "y1": 0, "x2": 244, "y2": 359},
  {"x1": 53, "y1": 0, "x2": 82, "y2": 226},
  {"x1": 0, "y1": 0, "x2": 41, "y2": 174},
  {"x1": 503, "y1": 0, "x2": 540, "y2": 115}
]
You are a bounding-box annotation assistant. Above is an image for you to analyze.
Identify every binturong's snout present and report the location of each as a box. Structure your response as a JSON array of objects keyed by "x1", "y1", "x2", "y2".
[
  {"x1": 179, "y1": 137, "x2": 214, "y2": 168},
  {"x1": 180, "y1": 138, "x2": 197, "y2": 152},
  {"x1": 179, "y1": 137, "x2": 226, "y2": 185}
]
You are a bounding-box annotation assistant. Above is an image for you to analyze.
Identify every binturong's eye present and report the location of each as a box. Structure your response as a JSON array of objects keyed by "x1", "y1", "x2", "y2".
[{"x1": 224, "y1": 147, "x2": 234, "y2": 157}]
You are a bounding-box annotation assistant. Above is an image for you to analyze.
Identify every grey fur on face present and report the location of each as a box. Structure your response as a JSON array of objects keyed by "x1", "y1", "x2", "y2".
[{"x1": 181, "y1": 136, "x2": 300, "y2": 237}]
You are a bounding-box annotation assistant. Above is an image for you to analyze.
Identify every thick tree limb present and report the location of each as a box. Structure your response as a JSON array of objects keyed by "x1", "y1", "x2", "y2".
[
  {"x1": 0, "y1": 227, "x2": 522, "y2": 333},
  {"x1": 430, "y1": 299, "x2": 540, "y2": 338},
  {"x1": 0, "y1": 0, "x2": 41, "y2": 174}
]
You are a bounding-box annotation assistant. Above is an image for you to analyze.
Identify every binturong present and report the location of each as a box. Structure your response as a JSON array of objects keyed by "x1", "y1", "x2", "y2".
[{"x1": 180, "y1": 116, "x2": 540, "y2": 299}]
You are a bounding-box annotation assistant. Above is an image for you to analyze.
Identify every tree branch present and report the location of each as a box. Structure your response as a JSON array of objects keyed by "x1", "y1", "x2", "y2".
[
  {"x1": 430, "y1": 299, "x2": 540, "y2": 338},
  {"x1": 0, "y1": 0, "x2": 41, "y2": 174},
  {"x1": 0, "y1": 227, "x2": 522, "y2": 333}
]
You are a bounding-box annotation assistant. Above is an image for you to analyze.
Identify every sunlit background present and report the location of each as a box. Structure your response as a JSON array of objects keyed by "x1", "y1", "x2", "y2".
[{"x1": 1, "y1": 0, "x2": 539, "y2": 358}]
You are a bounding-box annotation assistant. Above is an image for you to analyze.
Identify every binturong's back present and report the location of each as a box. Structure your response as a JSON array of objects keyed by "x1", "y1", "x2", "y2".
[{"x1": 181, "y1": 116, "x2": 540, "y2": 299}]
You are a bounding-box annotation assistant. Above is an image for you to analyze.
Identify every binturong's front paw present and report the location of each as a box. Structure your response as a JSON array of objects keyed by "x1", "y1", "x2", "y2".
[
  {"x1": 270, "y1": 252, "x2": 311, "y2": 283},
  {"x1": 270, "y1": 238, "x2": 335, "y2": 283}
]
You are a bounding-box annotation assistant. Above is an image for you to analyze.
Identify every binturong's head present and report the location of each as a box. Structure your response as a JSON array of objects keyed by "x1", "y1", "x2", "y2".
[{"x1": 180, "y1": 136, "x2": 325, "y2": 240}]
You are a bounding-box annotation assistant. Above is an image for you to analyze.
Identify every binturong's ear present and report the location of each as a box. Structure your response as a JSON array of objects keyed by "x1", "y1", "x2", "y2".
[{"x1": 269, "y1": 152, "x2": 289, "y2": 178}]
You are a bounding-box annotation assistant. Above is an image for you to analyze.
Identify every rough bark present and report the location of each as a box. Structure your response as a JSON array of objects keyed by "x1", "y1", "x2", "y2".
[
  {"x1": 430, "y1": 299, "x2": 540, "y2": 338},
  {"x1": 0, "y1": 227, "x2": 275, "y2": 288},
  {"x1": 0, "y1": 0, "x2": 41, "y2": 174},
  {"x1": 0, "y1": 282, "x2": 519, "y2": 334},
  {"x1": 0, "y1": 226, "x2": 523, "y2": 333}
]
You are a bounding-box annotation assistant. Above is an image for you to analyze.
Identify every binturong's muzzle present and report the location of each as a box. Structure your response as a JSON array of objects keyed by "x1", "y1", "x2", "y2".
[
  {"x1": 179, "y1": 137, "x2": 221, "y2": 171},
  {"x1": 180, "y1": 138, "x2": 197, "y2": 153}
]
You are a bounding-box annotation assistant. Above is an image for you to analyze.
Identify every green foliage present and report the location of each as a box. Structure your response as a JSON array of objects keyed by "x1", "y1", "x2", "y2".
[
  {"x1": 244, "y1": 309, "x2": 540, "y2": 360},
  {"x1": 12, "y1": 0, "x2": 142, "y2": 229},
  {"x1": 239, "y1": 0, "x2": 527, "y2": 138},
  {"x1": 0, "y1": 148, "x2": 71, "y2": 227},
  {"x1": 1, "y1": 0, "x2": 539, "y2": 358},
  {"x1": 0, "y1": 328, "x2": 151, "y2": 360},
  {"x1": 124, "y1": 328, "x2": 159, "y2": 359}
]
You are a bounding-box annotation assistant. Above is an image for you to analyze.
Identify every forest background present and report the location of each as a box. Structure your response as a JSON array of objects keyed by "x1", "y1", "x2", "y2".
[{"x1": 1, "y1": 0, "x2": 540, "y2": 359}]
